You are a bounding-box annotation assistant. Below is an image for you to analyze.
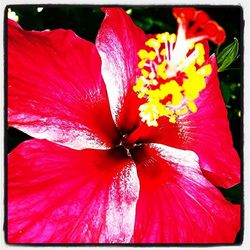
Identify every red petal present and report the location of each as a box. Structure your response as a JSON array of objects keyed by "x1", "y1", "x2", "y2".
[
  {"x1": 138, "y1": 55, "x2": 240, "y2": 188},
  {"x1": 96, "y1": 8, "x2": 147, "y2": 132},
  {"x1": 8, "y1": 139, "x2": 139, "y2": 243},
  {"x1": 8, "y1": 19, "x2": 119, "y2": 150},
  {"x1": 131, "y1": 143, "x2": 240, "y2": 243}
]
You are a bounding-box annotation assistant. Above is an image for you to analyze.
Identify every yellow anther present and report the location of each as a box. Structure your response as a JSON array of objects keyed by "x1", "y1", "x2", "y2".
[
  {"x1": 160, "y1": 48, "x2": 166, "y2": 56},
  {"x1": 149, "y1": 79, "x2": 158, "y2": 86},
  {"x1": 165, "y1": 108, "x2": 174, "y2": 116},
  {"x1": 138, "y1": 49, "x2": 157, "y2": 61},
  {"x1": 146, "y1": 38, "x2": 161, "y2": 49},
  {"x1": 197, "y1": 64, "x2": 212, "y2": 77},
  {"x1": 169, "y1": 33, "x2": 176, "y2": 43},
  {"x1": 184, "y1": 63, "x2": 196, "y2": 74},
  {"x1": 196, "y1": 56, "x2": 205, "y2": 66},
  {"x1": 158, "y1": 107, "x2": 168, "y2": 116},
  {"x1": 187, "y1": 41, "x2": 195, "y2": 50},
  {"x1": 148, "y1": 120, "x2": 158, "y2": 127},
  {"x1": 157, "y1": 32, "x2": 169, "y2": 42},
  {"x1": 172, "y1": 91, "x2": 183, "y2": 106},
  {"x1": 169, "y1": 115, "x2": 177, "y2": 123},
  {"x1": 133, "y1": 85, "x2": 139, "y2": 92},
  {"x1": 157, "y1": 61, "x2": 167, "y2": 80},
  {"x1": 189, "y1": 74, "x2": 206, "y2": 91},
  {"x1": 138, "y1": 92, "x2": 145, "y2": 99},
  {"x1": 146, "y1": 89, "x2": 161, "y2": 100},
  {"x1": 158, "y1": 80, "x2": 183, "y2": 107},
  {"x1": 138, "y1": 49, "x2": 148, "y2": 59},
  {"x1": 187, "y1": 101, "x2": 197, "y2": 113},
  {"x1": 138, "y1": 59, "x2": 146, "y2": 69},
  {"x1": 141, "y1": 69, "x2": 149, "y2": 78},
  {"x1": 160, "y1": 80, "x2": 182, "y2": 95},
  {"x1": 195, "y1": 43, "x2": 205, "y2": 55},
  {"x1": 148, "y1": 51, "x2": 157, "y2": 60},
  {"x1": 194, "y1": 43, "x2": 206, "y2": 66},
  {"x1": 182, "y1": 78, "x2": 200, "y2": 100},
  {"x1": 134, "y1": 78, "x2": 150, "y2": 99},
  {"x1": 184, "y1": 90, "x2": 199, "y2": 101},
  {"x1": 175, "y1": 110, "x2": 181, "y2": 116},
  {"x1": 133, "y1": 85, "x2": 140, "y2": 93},
  {"x1": 133, "y1": 77, "x2": 144, "y2": 92},
  {"x1": 139, "y1": 102, "x2": 160, "y2": 127}
]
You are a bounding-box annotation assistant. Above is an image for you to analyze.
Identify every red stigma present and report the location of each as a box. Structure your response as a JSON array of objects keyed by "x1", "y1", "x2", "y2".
[{"x1": 172, "y1": 7, "x2": 226, "y2": 45}]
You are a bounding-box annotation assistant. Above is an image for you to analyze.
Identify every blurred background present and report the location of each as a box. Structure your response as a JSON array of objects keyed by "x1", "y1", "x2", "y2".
[{"x1": 6, "y1": 5, "x2": 243, "y2": 243}]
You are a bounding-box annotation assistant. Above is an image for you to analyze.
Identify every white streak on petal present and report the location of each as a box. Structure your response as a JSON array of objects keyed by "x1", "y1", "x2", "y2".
[
  {"x1": 9, "y1": 112, "x2": 109, "y2": 150},
  {"x1": 97, "y1": 39, "x2": 125, "y2": 126},
  {"x1": 101, "y1": 163, "x2": 140, "y2": 243},
  {"x1": 149, "y1": 143, "x2": 200, "y2": 174}
]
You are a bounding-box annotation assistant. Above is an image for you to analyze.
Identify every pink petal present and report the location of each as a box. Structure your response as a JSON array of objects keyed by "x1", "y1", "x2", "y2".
[
  {"x1": 8, "y1": 139, "x2": 139, "y2": 243},
  {"x1": 131, "y1": 143, "x2": 240, "y2": 243},
  {"x1": 138, "y1": 55, "x2": 240, "y2": 188},
  {"x1": 96, "y1": 8, "x2": 147, "y2": 132},
  {"x1": 8, "y1": 19, "x2": 119, "y2": 150}
]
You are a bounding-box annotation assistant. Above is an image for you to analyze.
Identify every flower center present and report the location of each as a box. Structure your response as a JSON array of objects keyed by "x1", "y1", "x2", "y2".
[
  {"x1": 118, "y1": 133, "x2": 142, "y2": 157},
  {"x1": 133, "y1": 7, "x2": 225, "y2": 127}
]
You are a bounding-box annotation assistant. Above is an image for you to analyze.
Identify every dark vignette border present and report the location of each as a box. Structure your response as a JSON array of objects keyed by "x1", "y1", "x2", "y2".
[{"x1": 3, "y1": 3, "x2": 244, "y2": 247}]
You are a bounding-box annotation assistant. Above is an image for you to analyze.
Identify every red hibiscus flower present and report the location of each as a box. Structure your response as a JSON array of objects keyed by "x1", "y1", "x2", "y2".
[{"x1": 7, "y1": 7, "x2": 240, "y2": 244}]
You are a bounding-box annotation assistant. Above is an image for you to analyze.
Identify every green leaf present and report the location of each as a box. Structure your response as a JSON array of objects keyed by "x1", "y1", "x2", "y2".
[
  {"x1": 217, "y1": 38, "x2": 239, "y2": 72},
  {"x1": 215, "y1": 45, "x2": 221, "y2": 56}
]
